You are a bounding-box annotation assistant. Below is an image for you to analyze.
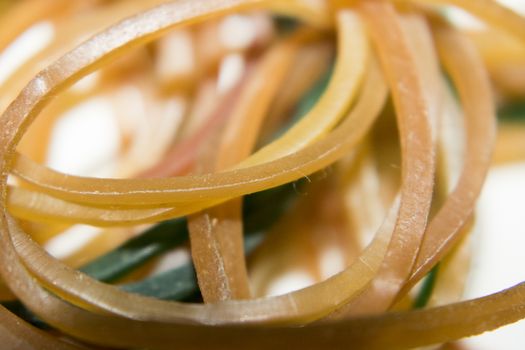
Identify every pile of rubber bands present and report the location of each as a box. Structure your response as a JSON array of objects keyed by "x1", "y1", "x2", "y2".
[{"x1": 0, "y1": 0, "x2": 525, "y2": 348}]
